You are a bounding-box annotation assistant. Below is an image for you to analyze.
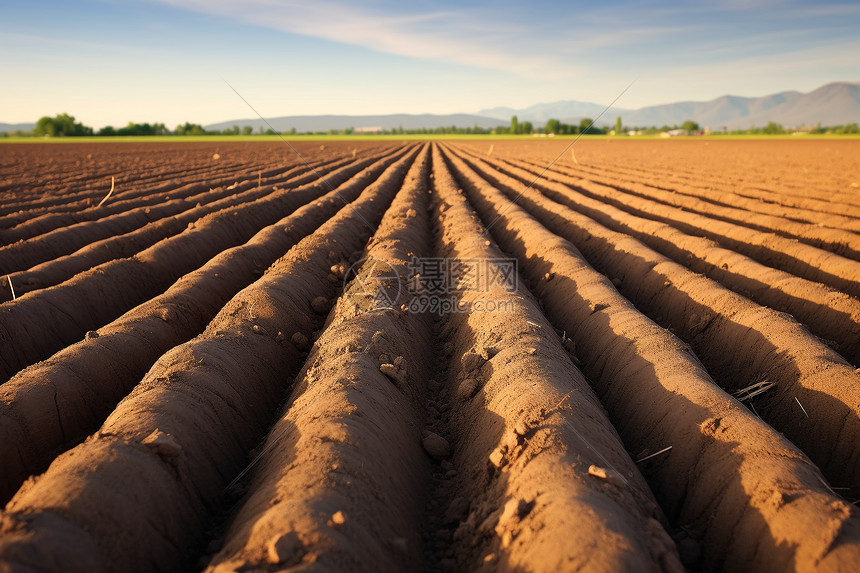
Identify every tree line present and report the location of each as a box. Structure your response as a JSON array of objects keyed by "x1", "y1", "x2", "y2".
[
  {"x1": 3, "y1": 113, "x2": 858, "y2": 138},
  {"x1": 1, "y1": 114, "x2": 277, "y2": 137}
]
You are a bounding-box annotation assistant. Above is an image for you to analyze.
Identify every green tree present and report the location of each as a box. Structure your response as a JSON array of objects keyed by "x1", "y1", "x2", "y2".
[
  {"x1": 544, "y1": 119, "x2": 561, "y2": 134},
  {"x1": 34, "y1": 113, "x2": 92, "y2": 136},
  {"x1": 520, "y1": 121, "x2": 533, "y2": 134},
  {"x1": 580, "y1": 118, "x2": 598, "y2": 134},
  {"x1": 510, "y1": 115, "x2": 519, "y2": 135},
  {"x1": 761, "y1": 121, "x2": 784, "y2": 135},
  {"x1": 116, "y1": 122, "x2": 168, "y2": 136},
  {"x1": 681, "y1": 120, "x2": 700, "y2": 132},
  {"x1": 614, "y1": 116, "x2": 623, "y2": 134},
  {"x1": 241, "y1": 125, "x2": 253, "y2": 136},
  {"x1": 175, "y1": 122, "x2": 207, "y2": 136}
]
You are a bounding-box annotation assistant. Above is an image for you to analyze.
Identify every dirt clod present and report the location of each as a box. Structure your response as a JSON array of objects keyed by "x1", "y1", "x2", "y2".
[
  {"x1": 311, "y1": 296, "x2": 329, "y2": 314},
  {"x1": 461, "y1": 351, "x2": 484, "y2": 372},
  {"x1": 329, "y1": 510, "x2": 346, "y2": 527},
  {"x1": 266, "y1": 532, "x2": 304, "y2": 566},
  {"x1": 422, "y1": 431, "x2": 451, "y2": 460},
  {"x1": 458, "y1": 378, "x2": 480, "y2": 400},
  {"x1": 141, "y1": 430, "x2": 182, "y2": 457},
  {"x1": 291, "y1": 332, "x2": 309, "y2": 349}
]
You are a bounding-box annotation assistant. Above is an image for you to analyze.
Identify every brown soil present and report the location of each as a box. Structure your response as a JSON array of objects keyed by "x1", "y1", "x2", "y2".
[{"x1": 0, "y1": 139, "x2": 859, "y2": 572}]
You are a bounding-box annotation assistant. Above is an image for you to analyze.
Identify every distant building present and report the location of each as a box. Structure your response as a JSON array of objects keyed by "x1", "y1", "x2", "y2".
[
  {"x1": 355, "y1": 126, "x2": 383, "y2": 133},
  {"x1": 660, "y1": 129, "x2": 690, "y2": 137}
]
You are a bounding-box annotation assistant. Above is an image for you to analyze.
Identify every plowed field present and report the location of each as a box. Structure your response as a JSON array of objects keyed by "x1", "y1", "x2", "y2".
[{"x1": 0, "y1": 139, "x2": 859, "y2": 572}]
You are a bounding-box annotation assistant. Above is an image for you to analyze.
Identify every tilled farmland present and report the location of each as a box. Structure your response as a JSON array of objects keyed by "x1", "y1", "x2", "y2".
[{"x1": 0, "y1": 139, "x2": 859, "y2": 572}]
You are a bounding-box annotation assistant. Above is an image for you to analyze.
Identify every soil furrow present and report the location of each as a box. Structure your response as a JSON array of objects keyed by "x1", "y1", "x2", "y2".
[
  {"x1": 0, "y1": 155, "x2": 358, "y2": 275},
  {"x1": 0, "y1": 156, "x2": 361, "y2": 300},
  {"x1": 0, "y1": 149, "x2": 425, "y2": 505},
  {"x1": 451, "y1": 147, "x2": 860, "y2": 364},
  {"x1": 497, "y1": 153, "x2": 860, "y2": 298},
  {"x1": 0, "y1": 147, "x2": 412, "y2": 382},
  {"x1": 426, "y1": 144, "x2": 683, "y2": 572},
  {"x1": 0, "y1": 145, "x2": 414, "y2": 573},
  {"x1": 506, "y1": 151, "x2": 860, "y2": 231},
  {"x1": 204, "y1": 145, "x2": 434, "y2": 572},
  {"x1": 0, "y1": 153, "x2": 332, "y2": 240},
  {"x1": 444, "y1": 146, "x2": 860, "y2": 491},
  {"x1": 0, "y1": 157, "x2": 265, "y2": 223},
  {"x1": 478, "y1": 142, "x2": 860, "y2": 221},
  {"x1": 437, "y1": 143, "x2": 860, "y2": 571}
]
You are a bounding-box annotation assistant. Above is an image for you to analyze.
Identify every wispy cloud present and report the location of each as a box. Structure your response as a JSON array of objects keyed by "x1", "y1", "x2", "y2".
[
  {"x1": 149, "y1": 0, "x2": 860, "y2": 85},
  {"x1": 151, "y1": 0, "x2": 582, "y2": 78}
]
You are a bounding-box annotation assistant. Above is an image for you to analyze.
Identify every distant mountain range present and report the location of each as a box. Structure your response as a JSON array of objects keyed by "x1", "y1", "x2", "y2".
[
  {"x1": 208, "y1": 81, "x2": 860, "y2": 132},
  {"x1": 205, "y1": 114, "x2": 506, "y2": 133},
  {"x1": 4, "y1": 82, "x2": 858, "y2": 134},
  {"x1": 478, "y1": 82, "x2": 860, "y2": 130},
  {"x1": 0, "y1": 122, "x2": 35, "y2": 133}
]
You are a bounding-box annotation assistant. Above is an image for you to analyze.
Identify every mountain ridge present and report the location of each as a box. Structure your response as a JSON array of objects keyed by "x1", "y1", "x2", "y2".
[
  {"x1": 204, "y1": 113, "x2": 506, "y2": 133},
  {"x1": 4, "y1": 82, "x2": 858, "y2": 134},
  {"x1": 478, "y1": 82, "x2": 860, "y2": 129}
]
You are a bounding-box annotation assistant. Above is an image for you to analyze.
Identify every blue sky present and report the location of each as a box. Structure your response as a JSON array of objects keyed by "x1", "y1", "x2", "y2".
[{"x1": 1, "y1": 0, "x2": 858, "y2": 128}]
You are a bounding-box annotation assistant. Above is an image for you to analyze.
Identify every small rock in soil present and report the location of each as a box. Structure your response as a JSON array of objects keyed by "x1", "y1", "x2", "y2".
[
  {"x1": 85, "y1": 330, "x2": 99, "y2": 339},
  {"x1": 481, "y1": 346, "x2": 499, "y2": 359},
  {"x1": 514, "y1": 420, "x2": 530, "y2": 437},
  {"x1": 329, "y1": 510, "x2": 346, "y2": 527},
  {"x1": 380, "y1": 363, "x2": 406, "y2": 387},
  {"x1": 311, "y1": 296, "x2": 329, "y2": 314},
  {"x1": 422, "y1": 432, "x2": 451, "y2": 460},
  {"x1": 142, "y1": 430, "x2": 182, "y2": 457},
  {"x1": 461, "y1": 351, "x2": 484, "y2": 372},
  {"x1": 588, "y1": 465, "x2": 621, "y2": 484},
  {"x1": 496, "y1": 498, "x2": 533, "y2": 533},
  {"x1": 488, "y1": 448, "x2": 505, "y2": 468},
  {"x1": 458, "y1": 378, "x2": 480, "y2": 400},
  {"x1": 291, "y1": 332, "x2": 309, "y2": 349}
]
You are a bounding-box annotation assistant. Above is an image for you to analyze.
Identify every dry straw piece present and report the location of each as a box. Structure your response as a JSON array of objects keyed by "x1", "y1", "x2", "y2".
[
  {"x1": 96, "y1": 176, "x2": 115, "y2": 208},
  {"x1": 6, "y1": 275, "x2": 16, "y2": 300}
]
